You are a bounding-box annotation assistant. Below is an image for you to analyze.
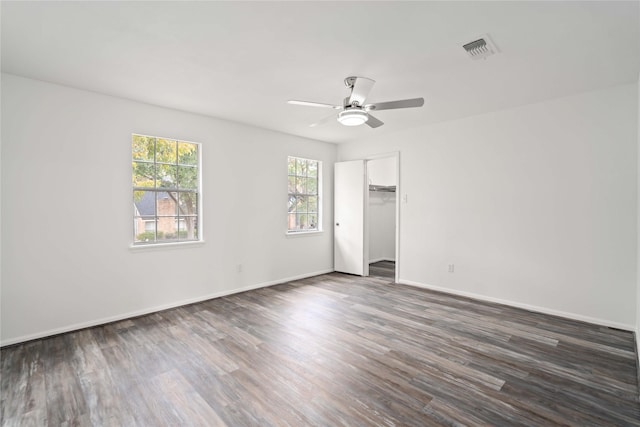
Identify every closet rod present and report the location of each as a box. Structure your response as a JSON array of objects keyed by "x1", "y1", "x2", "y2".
[{"x1": 369, "y1": 185, "x2": 396, "y2": 193}]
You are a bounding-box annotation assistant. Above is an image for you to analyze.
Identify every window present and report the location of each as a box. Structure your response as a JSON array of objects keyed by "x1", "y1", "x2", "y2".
[
  {"x1": 287, "y1": 156, "x2": 321, "y2": 233},
  {"x1": 132, "y1": 134, "x2": 200, "y2": 245}
]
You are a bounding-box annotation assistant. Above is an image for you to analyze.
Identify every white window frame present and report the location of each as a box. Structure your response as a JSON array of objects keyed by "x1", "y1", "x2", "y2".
[
  {"x1": 287, "y1": 156, "x2": 322, "y2": 234},
  {"x1": 131, "y1": 134, "x2": 203, "y2": 247}
]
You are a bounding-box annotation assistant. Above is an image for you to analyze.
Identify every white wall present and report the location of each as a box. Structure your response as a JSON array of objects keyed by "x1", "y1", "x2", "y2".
[
  {"x1": 368, "y1": 156, "x2": 396, "y2": 187},
  {"x1": 1, "y1": 74, "x2": 337, "y2": 345},
  {"x1": 340, "y1": 83, "x2": 638, "y2": 329}
]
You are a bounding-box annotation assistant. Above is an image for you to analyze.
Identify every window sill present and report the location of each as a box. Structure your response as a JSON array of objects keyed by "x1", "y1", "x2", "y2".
[
  {"x1": 285, "y1": 230, "x2": 324, "y2": 238},
  {"x1": 129, "y1": 240, "x2": 205, "y2": 252}
]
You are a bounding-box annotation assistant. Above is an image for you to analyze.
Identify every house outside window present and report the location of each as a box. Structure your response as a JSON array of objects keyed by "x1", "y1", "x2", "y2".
[
  {"x1": 132, "y1": 134, "x2": 201, "y2": 245},
  {"x1": 287, "y1": 156, "x2": 321, "y2": 233}
]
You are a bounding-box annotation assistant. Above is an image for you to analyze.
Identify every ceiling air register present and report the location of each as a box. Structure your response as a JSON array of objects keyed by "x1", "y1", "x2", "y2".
[{"x1": 463, "y1": 34, "x2": 499, "y2": 60}]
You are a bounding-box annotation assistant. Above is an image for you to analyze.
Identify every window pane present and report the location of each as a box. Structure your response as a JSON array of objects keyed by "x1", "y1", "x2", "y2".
[
  {"x1": 178, "y1": 192, "x2": 197, "y2": 216},
  {"x1": 157, "y1": 164, "x2": 177, "y2": 188},
  {"x1": 296, "y1": 196, "x2": 307, "y2": 212},
  {"x1": 179, "y1": 216, "x2": 198, "y2": 240},
  {"x1": 307, "y1": 177, "x2": 318, "y2": 195},
  {"x1": 308, "y1": 196, "x2": 318, "y2": 213},
  {"x1": 156, "y1": 216, "x2": 180, "y2": 241},
  {"x1": 132, "y1": 161, "x2": 155, "y2": 188},
  {"x1": 157, "y1": 192, "x2": 178, "y2": 216},
  {"x1": 178, "y1": 165, "x2": 198, "y2": 189},
  {"x1": 296, "y1": 177, "x2": 306, "y2": 194},
  {"x1": 308, "y1": 214, "x2": 318, "y2": 229},
  {"x1": 297, "y1": 213, "x2": 308, "y2": 229},
  {"x1": 308, "y1": 161, "x2": 318, "y2": 178},
  {"x1": 134, "y1": 217, "x2": 157, "y2": 243},
  {"x1": 288, "y1": 213, "x2": 297, "y2": 230},
  {"x1": 177, "y1": 142, "x2": 198, "y2": 166},
  {"x1": 296, "y1": 158, "x2": 307, "y2": 176},
  {"x1": 288, "y1": 176, "x2": 296, "y2": 193},
  {"x1": 288, "y1": 195, "x2": 296, "y2": 213},
  {"x1": 173, "y1": 218, "x2": 186, "y2": 239},
  {"x1": 288, "y1": 157, "x2": 296, "y2": 175},
  {"x1": 156, "y1": 139, "x2": 177, "y2": 163},
  {"x1": 133, "y1": 190, "x2": 156, "y2": 218},
  {"x1": 132, "y1": 135, "x2": 155, "y2": 162}
]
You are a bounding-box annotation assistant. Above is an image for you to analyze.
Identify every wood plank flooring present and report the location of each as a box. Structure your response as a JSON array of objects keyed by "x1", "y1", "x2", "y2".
[
  {"x1": 2, "y1": 273, "x2": 639, "y2": 426},
  {"x1": 369, "y1": 260, "x2": 395, "y2": 279}
]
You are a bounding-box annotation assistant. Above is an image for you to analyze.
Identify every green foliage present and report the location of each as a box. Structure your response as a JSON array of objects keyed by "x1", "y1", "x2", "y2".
[
  {"x1": 288, "y1": 156, "x2": 318, "y2": 178},
  {"x1": 132, "y1": 135, "x2": 198, "y2": 194},
  {"x1": 288, "y1": 157, "x2": 296, "y2": 175},
  {"x1": 308, "y1": 161, "x2": 318, "y2": 178},
  {"x1": 136, "y1": 231, "x2": 164, "y2": 242},
  {"x1": 164, "y1": 231, "x2": 189, "y2": 239}
]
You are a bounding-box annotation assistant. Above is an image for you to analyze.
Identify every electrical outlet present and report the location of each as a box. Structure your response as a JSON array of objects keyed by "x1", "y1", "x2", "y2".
[{"x1": 448, "y1": 264, "x2": 454, "y2": 273}]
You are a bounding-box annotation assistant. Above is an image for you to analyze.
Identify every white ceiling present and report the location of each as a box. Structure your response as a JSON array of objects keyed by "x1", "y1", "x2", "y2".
[{"x1": 2, "y1": 1, "x2": 639, "y2": 144}]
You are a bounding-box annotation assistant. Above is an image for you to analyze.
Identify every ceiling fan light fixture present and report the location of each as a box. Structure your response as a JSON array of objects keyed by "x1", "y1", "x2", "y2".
[{"x1": 337, "y1": 109, "x2": 368, "y2": 126}]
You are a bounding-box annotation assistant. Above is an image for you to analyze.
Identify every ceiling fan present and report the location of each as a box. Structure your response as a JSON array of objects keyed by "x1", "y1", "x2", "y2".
[{"x1": 287, "y1": 76, "x2": 424, "y2": 128}]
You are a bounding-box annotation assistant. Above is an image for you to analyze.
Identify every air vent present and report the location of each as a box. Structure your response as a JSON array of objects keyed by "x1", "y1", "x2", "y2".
[{"x1": 463, "y1": 34, "x2": 499, "y2": 60}]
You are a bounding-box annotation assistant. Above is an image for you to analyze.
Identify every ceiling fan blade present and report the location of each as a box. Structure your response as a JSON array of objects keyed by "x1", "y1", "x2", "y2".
[
  {"x1": 365, "y1": 97, "x2": 424, "y2": 111},
  {"x1": 365, "y1": 114, "x2": 384, "y2": 128},
  {"x1": 309, "y1": 113, "x2": 337, "y2": 128},
  {"x1": 288, "y1": 100, "x2": 341, "y2": 109},
  {"x1": 348, "y1": 77, "x2": 375, "y2": 106}
]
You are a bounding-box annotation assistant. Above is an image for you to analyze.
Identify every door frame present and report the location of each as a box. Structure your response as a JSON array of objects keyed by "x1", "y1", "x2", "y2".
[{"x1": 365, "y1": 151, "x2": 400, "y2": 283}]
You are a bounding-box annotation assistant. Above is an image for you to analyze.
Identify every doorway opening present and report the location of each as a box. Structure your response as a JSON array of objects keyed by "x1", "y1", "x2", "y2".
[
  {"x1": 333, "y1": 154, "x2": 399, "y2": 281},
  {"x1": 367, "y1": 156, "x2": 398, "y2": 281}
]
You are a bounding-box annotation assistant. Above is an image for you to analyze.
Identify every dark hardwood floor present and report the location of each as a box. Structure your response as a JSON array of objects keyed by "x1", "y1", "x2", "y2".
[
  {"x1": 2, "y1": 273, "x2": 639, "y2": 426},
  {"x1": 369, "y1": 260, "x2": 395, "y2": 279}
]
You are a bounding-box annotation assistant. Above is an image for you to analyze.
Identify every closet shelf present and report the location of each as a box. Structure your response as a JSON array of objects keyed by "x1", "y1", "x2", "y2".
[{"x1": 369, "y1": 185, "x2": 396, "y2": 193}]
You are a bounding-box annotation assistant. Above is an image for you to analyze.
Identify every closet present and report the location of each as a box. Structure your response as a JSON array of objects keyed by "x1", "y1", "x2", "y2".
[{"x1": 367, "y1": 157, "x2": 396, "y2": 279}]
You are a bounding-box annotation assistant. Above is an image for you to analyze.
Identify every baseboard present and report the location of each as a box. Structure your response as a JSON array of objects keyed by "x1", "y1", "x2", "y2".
[
  {"x1": 398, "y1": 279, "x2": 635, "y2": 332},
  {"x1": 0, "y1": 268, "x2": 333, "y2": 347},
  {"x1": 369, "y1": 257, "x2": 395, "y2": 264}
]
